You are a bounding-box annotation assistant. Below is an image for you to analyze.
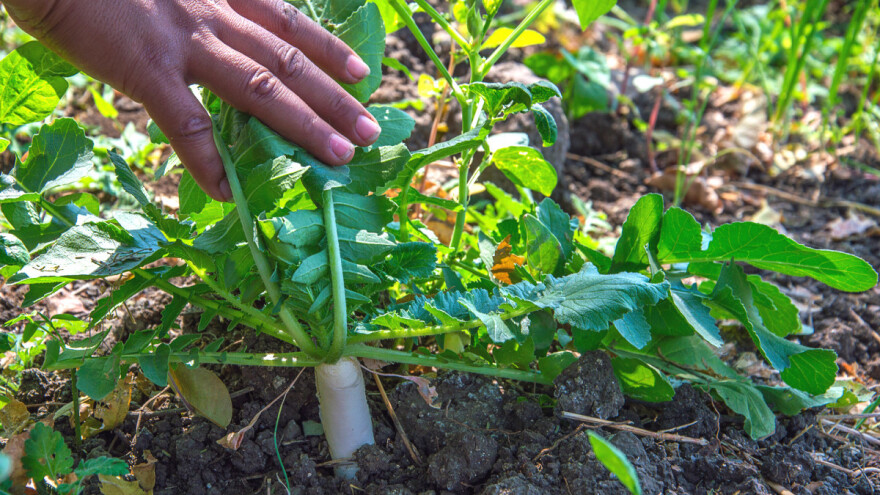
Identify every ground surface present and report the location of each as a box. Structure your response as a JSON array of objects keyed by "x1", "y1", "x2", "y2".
[{"x1": 3, "y1": 13, "x2": 880, "y2": 495}]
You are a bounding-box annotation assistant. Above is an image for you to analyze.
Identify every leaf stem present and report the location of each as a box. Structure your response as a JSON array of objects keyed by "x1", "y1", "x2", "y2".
[
  {"x1": 211, "y1": 126, "x2": 321, "y2": 356},
  {"x1": 322, "y1": 188, "x2": 347, "y2": 363},
  {"x1": 476, "y1": 0, "x2": 555, "y2": 79},
  {"x1": 70, "y1": 368, "x2": 82, "y2": 452},
  {"x1": 411, "y1": 0, "x2": 470, "y2": 50},
  {"x1": 344, "y1": 344, "x2": 552, "y2": 384},
  {"x1": 347, "y1": 306, "x2": 534, "y2": 344},
  {"x1": 389, "y1": 0, "x2": 466, "y2": 105}
]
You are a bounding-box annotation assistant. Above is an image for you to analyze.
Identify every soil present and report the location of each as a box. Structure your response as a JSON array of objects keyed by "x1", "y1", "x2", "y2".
[{"x1": 3, "y1": 14, "x2": 880, "y2": 495}]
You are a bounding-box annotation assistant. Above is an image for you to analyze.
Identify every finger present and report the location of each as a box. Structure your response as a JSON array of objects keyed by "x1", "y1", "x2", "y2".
[
  {"x1": 189, "y1": 39, "x2": 357, "y2": 167},
  {"x1": 142, "y1": 81, "x2": 232, "y2": 202},
  {"x1": 226, "y1": 0, "x2": 370, "y2": 84},
  {"x1": 214, "y1": 14, "x2": 381, "y2": 146}
]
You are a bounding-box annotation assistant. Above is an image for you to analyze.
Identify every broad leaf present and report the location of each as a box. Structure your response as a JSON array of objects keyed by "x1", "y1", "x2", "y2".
[
  {"x1": 523, "y1": 214, "x2": 564, "y2": 275},
  {"x1": 22, "y1": 423, "x2": 74, "y2": 482},
  {"x1": 0, "y1": 42, "x2": 78, "y2": 125},
  {"x1": 709, "y1": 381, "x2": 775, "y2": 440},
  {"x1": 0, "y1": 119, "x2": 94, "y2": 203},
  {"x1": 366, "y1": 105, "x2": 415, "y2": 149},
  {"x1": 10, "y1": 214, "x2": 165, "y2": 284},
  {"x1": 492, "y1": 146, "x2": 557, "y2": 196},
  {"x1": 243, "y1": 156, "x2": 309, "y2": 213},
  {"x1": 378, "y1": 242, "x2": 437, "y2": 283},
  {"x1": 612, "y1": 308, "x2": 652, "y2": 349},
  {"x1": 383, "y1": 126, "x2": 490, "y2": 191},
  {"x1": 0, "y1": 233, "x2": 29, "y2": 267},
  {"x1": 335, "y1": 3, "x2": 385, "y2": 102},
  {"x1": 168, "y1": 365, "x2": 232, "y2": 427},
  {"x1": 611, "y1": 194, "x2": 663, "y2": 272},
  {"x1": 76, "y1": 346, "x2": 123, "y2": 400},
  {"x1": 611, "y1": 357, "x2": 674, "y2": 402},
  {"x1": 531, "y1": 103, "x2": 558, "y2": 146}
]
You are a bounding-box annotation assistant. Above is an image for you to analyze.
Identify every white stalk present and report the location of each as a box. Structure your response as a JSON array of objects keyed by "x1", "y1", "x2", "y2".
[{"x1": 315, "y1": 357, "x2": 375, "y2": 479}]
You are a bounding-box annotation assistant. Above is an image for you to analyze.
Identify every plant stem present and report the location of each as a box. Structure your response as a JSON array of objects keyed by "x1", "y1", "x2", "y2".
[
  {"x1": 390, "y1": 0, "x2": 466, "y2": 106},
  {"x1": 347, "y1": 306, "x2": 534, "y2": 344},
  {"x1": 322, "y1": 189, "x2": 347, "y2": 363},
  {"x1": 476, "y1": 0, "x2": 555, "y2": 79},
  {"x1": 70, "y1": 369, "x2": 82, "y2": 452},
  {"x1": 136, "y1": 268, "x2": 293, "y2": 345},
  {"x1": 213, "y1": 126, "x2": 321, "y2": 357},
  {"x1": 411, "y1": 0, "x2": 470, "y2": 50},
  {"x1": 344, "y1": 345, "x2": 552, "y2": 384}
]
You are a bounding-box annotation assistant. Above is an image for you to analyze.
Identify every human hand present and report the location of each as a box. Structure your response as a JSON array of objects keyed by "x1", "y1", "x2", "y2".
[{"x1": 2, "y1": 0, "x2": 381, "y2": 201}]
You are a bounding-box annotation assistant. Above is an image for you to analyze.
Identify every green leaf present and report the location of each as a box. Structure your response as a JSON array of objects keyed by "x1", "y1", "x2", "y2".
[
  {"x1": 709, "y1": 381, "x2": 776, "y2": 440},
  {"x1": 611, "y1": 357, "x2": 674, "y2": 402},
  {"x1": 0, "y1": 119, "x2": 94, "y2": 203},
  {"x1": 335, "y1": 3, "x2": 385, "y2": 102},
  {"x1": 89, "y1": 270, "x2": 155, "y2": 327},
  {"x1": 524, "y1": 214, "x2": 564, "y2": 275},
  {"x1": 400, "y1": 188, "x2": 462, "y2": 211},
  {"x1": 334, "y1": 191, "x2": 394, "y2": 233},
  {"x1": 147, "y1": 120, "x2": 169, "y2": 144},
  {"x1": 531, "y1": 104, "x2": 558, "y2": 146},
  {"x1": 494, "y1": 338, "x2": 536, "y2": 368},
  {"x1": 0, "y1": 41, "x2": 78, "y2": 125},
  {"x1": 22, "y1": 423, "x2": 74, "y2": 482},
  {"x1": 643, "y1": 284, "x2": 723, "y2": 347},
  {"x1": 537, "y1": 198, "x2": 575, "y2": 260},
  {"x1": 0, "y1": 137, "x2": 9, "y2": 152},
  {"x1": 344, "y1": 143, "x2": 412, "y2": 196},
  {"x1": 10, "y1": 214, "x2": 165, "y2": 284},
  {"x1": 460, "y1": 298, "x2": 515, "y2": 343},
  {"x1": 110, "y1": 151, "x2": 150, "y2": 206},
  {"x1": 757, "y1": 385, "x2": 842, "y2": 416},
  {"x1": 612, "y1": 309, "x2": 652, "y2": 349},
  {"x1": 383, "y1": 126, "x2": 490, "y2": 191},
  {"x1": 671, "y1": 221, "x2": 878, "y2": 292},
  {"x1": 538, "y1": 351, "x2": 577, "y2": 381},
  {"x1": 378, "y1": 242, "x2": 437, "y2": 283},
  {"x1": 366, "y1": 105, "x2": 415, "y2": 149},
  {"x1": 711, "y1": 263, "x2": 837, "y2": 394},
  {"x1": 337, "y1": 226, "x2": 396, "y2": 264},
  {"x1": 76, "y1": 347, "x2": 122, "y2": 400},
  {"x1": 611, "y1": 194, "x2": 663, "y2": 272},
  {"x1": 571, "y1": 0, "x2": 617, "y2": 30},
  {"x1": 193, "y1": 212, "x2": 243, "y2": 254},
  {"x1": 749, "y1": 275, "x2": 801, "y2": 337},
  {"x1": 243, "y1": 156, "x2": 309, "y2": 213},
  {"x1": 0, "y1": 233, "x2": 29, "y2": 267},
  {"x1": 657, "y1": 207, "x2": 704, "y2": 261},
  {"x1": 140, "y1": 343, "x2": 171, "y2": 386},
  {"x1": 535, "y1": 266, "x2": 669, "y2": 332},
  {"x1": 492, "y1": 146, "x2": 557, "y2": 196},
  {"x1": 73, "y1": 456, "x2": 129, "y2": 479},
  {"x1": 587, "y1": 431, "x2": 643, "y2": 495}
]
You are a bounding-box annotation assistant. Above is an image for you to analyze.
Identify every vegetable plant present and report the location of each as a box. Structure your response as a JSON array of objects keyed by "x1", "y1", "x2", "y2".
[{"x1": 0, "y1": 0, "x2": 877, "y2": 485}]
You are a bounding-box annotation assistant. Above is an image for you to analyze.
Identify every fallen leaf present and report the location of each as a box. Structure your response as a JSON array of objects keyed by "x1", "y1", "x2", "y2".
[
  {"x1": 0, "y1": 398, "x2": 31, "y2": 437},
  {"x1": 168, "y1": 366, "x2": 232, "y2": 428},
  {"x1": 360, "y1": 364, "x2": 440, "y2": 409},
  {"x1": 646, "y1": 169, "x2": 722, "y2": 214},
  {"x1": 491, "y1": 235, "x2": 525, "y2": 285},
  {"x1": 748, "y1": 199, "x2": 783, "y2": 227},
  {"x1": 827, "y1": 214, "x2": 879, "y2": 240},
  {"x1": 130, "y1": 451, "x2": 157, "y2": 492},
  {"x1": 81, "y1": 373, "x2": 134, "y2": 439},
  {"x1": 44, "y1": 290, "x2": 86, "y2": 316},
  {"x1": 98, "y1": 474, "x2": 150, "y2": 495},
  {"x1": 1, "y1": 419, "x2": 53, "y2": 493}
]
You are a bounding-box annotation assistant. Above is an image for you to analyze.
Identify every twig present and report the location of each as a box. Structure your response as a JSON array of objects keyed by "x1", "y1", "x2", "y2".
[
  {"x1": 372, "y1": 374, "x2": 423, "y2": 465},
  {"x1": 533, "y1": 424, "x2": 586, "y2": 462},
  {"x1": 811, "y1": 454, "x2": 880, "y2": 477},
  {"x1": 565, "y1": 153, "x2": 633, "y2": 179},
  {"x1": 217, "y1": 371, "x2": 305, "y2": 450},
  {"x1": 765, "y1": 480, "x2": 795, "y2": 495},
  {"x1": 821, "y1": 419, "x2": 880, "y2": 447},
  {"x1": 820, "y1": 413, "x2": 880, "y2": 421},
  {"x1": 561, "y1": 411, "x2": 710, "y2": 446},
  {"x1": 729, "y1": 181, "x2": 880, "y2": 217}
]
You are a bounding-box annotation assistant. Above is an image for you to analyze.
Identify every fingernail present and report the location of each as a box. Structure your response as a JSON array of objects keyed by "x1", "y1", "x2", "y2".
[
  {"x1": 219, "y1": 179, "x2": 233, "y2": 202},
  {"x1": 356, "y1": 114, "x2": 382, "y2": 143},
  {"x1": 346, "y1": 55, "x2": 370, "y2": 80},
  {"x1": 329, "y1": 134, "x2": 354, "y2": 161}
]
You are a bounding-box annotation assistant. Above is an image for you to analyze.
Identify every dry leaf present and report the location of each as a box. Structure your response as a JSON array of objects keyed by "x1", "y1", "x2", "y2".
[
  {"x1": 425, "y1": 218, "x2": 455, "y2": 246},
  {"x1": 827, "y1": 214, "x2": 879, "y2": 241},
  {"x1": 168, "y1": 366, "x2": 232, "y2": 428},
  {"x1": 0, "y1": 398, "x2": 30, "y2": 437},
  {"x1": 748, "y1": 200, "x2": 783, "y2": 227},
  {"x1": 491, "y1": 235, "x2": 525, "y2": 285},
  {"x1": 646, "y1": 169, "x2": 722, "y2": 214},
  {"x1": 361, "y1": 365, "x2": 440, "y2": 409},
  {"x1": 44, "y1": 290, "x2": 86, "y2": 316},
  {"x1": 81, "y1": 373, "x2": 134, "y2": 438},
  {"x1": 131, "y1": 451, "x2": 157, "y2": 492},
  {"x1": 98, "y1": 474, "x2": 150, "y2": 495},
  {"x1": 1, "y1": 429, "x2": 31, "y2": 492}
]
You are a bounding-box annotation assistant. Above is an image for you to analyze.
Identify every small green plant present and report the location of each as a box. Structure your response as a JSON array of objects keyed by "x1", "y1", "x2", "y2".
[
  {"x1": 0, "y1": 0, "x2": 877, "y2": 489},
  {"x1": 0, "y1": 422, "x2": 128, "y2": 494}
]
